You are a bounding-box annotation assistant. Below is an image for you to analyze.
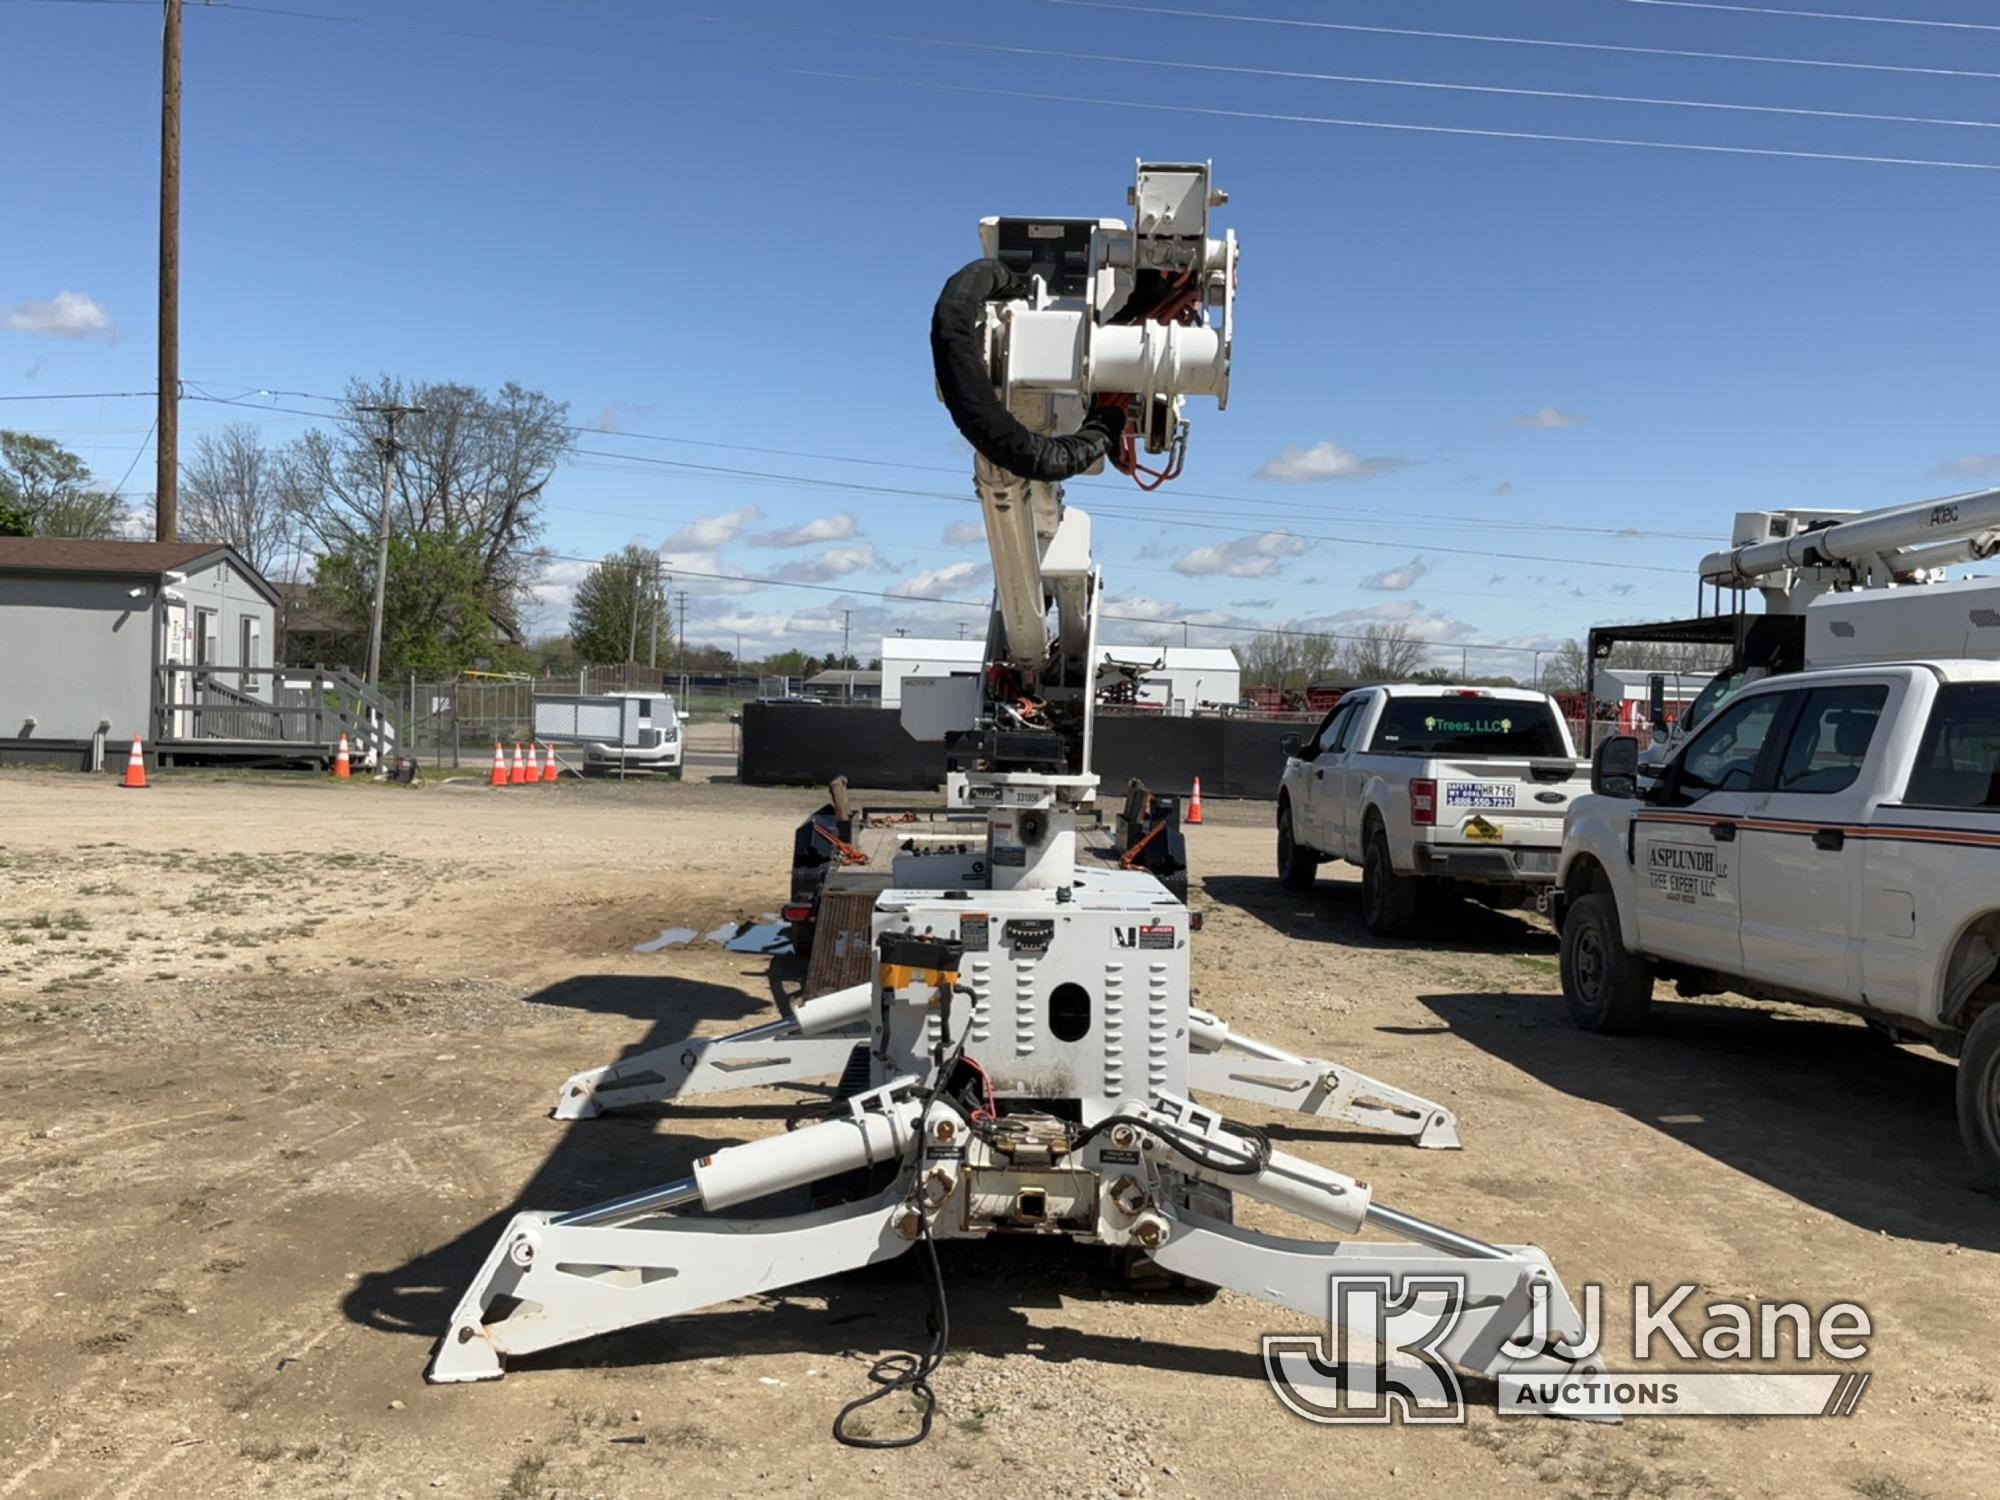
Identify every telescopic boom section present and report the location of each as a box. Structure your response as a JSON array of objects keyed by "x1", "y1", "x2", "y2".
[
  {"x1": 930, "y1": 162, "x2": 1238, "y2": 708},
  {"x1": 1700, "y1": 486, "x2": 2000, "y2": 592}
]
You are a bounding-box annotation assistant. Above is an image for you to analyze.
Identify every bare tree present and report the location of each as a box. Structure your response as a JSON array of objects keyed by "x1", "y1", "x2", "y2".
[
  {"x1": 181, "y1": 424, "x2": 293, "y2": 576},
  {"x1": 279, "y1": 376, "x2": 570, "y2": 619},
  {"x1": 1542, "y1": 639, "x2": 1591, "y2": 696},
  {"x1": 1241, "y1": 628, "x2": 1340, "y2": 689},
  {"x1": 1339, "y1": 622, "x2": 1429, "y2": 682}
]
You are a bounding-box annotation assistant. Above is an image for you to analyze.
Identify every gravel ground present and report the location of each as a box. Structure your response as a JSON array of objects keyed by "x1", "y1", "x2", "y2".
[{"x1": 0, "y1": 768, "x2": 1994, "y2": 1500}]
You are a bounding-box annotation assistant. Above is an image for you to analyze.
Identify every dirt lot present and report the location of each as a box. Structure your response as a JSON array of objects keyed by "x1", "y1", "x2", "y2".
[{"x1": 0, "y1": 767, "x2": 1993, "y2": 1500}]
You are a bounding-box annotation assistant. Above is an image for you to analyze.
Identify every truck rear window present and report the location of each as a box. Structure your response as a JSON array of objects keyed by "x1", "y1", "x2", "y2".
[
  {"x1": 1905, "y1": 684, "x2": 2000, "y2": 808},
  {"x1": 1365, "y1": 698, "x2": 1568, "y2": 758}
]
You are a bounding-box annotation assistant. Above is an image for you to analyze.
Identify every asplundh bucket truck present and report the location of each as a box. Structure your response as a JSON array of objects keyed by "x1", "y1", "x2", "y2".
[
  {"x1": 1586, "y1": 489, "x2": 2000, "y2": 759},
  {"x1": 426, "y1": 162, "x2": 1610, "y2": 1437},
  {"x1": 1561, "y1": 485, "x2": 2000, "y2": 1186}
]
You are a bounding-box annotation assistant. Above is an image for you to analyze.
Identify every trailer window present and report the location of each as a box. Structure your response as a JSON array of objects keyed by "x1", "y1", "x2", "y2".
[
  {"x1": 1774, "y1": 684, "x2": 1886, "y2": 796},
  {"x1": 1364, "y1": 697, "x2": 1567, "y2": 758},
  {"x1": 1905, "y1": 684, "x2": 2000, "y2": 808}
]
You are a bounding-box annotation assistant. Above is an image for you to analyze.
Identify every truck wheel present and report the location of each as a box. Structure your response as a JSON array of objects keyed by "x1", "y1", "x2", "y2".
[
  {"x1": 1277, "y1": 802, "x2": 1317, "y2": 892},
  {"x1": 1560, "y1": 894, "x2": 1655, "y2": 1034},
  {"x1": 1956, "y1": 1007, "x2": 2000, "y2": 1192},
  {"x1": 1361, "y1": 825, "x2": 1419, "y2": 937}
]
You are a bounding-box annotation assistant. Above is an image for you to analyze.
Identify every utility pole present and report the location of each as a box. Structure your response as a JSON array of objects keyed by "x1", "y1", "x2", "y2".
[
  {"x1": 358, "y1": 403, "x2": 424, "y2": 688},
  {"x1": 626, "y1": 558, "x2": 642, "y2": 669},
  {"x1": 646, "y1": 558, "x2": 660, "y2": 670},
  {"x1": 957, "y1": 621, "x2": 967, "y2": 641},
  {"x1": 675, "y1": 590, "x2": 689, "y2": 693},
  {"x1": 841, "y1": 608, "x2": 853, "y2": 702},
  {"x1": 156, "y1": 0, "x2": 182, "y2": 542}
]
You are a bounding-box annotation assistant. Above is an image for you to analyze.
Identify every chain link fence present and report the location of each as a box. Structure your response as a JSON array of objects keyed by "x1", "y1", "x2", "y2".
[{"x1": 385, "y1": 670, "x2": 764, "y2": 768}]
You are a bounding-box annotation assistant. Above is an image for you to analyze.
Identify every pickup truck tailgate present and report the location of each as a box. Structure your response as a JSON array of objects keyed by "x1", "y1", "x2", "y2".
[{"x1": 1432, "y1": 758, "x2": 1584, "y2": 846}]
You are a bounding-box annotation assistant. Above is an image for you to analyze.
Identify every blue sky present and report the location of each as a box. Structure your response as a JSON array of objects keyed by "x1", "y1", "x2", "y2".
[{"x1": 4, "y1": 0, "x2": 1999, "y2": 673}]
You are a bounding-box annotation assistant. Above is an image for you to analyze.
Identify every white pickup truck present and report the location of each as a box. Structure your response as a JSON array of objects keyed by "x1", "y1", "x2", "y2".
[
  {"x1": 1556, "y1": 660, "x2": 2000, "y2": 1184},
  {"x1": 1276, "y1": 684, "x2": 1590, "y2": 935}
]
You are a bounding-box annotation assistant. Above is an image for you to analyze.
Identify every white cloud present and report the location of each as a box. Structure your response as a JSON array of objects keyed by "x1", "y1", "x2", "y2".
[
  {"x1": 1253, "y1": 441, "x2": 1408, "y2": 484},
  {"x1": 1227, "y1": 596, "x2": 1275, "y2": 610},
  {"x1": 1936, "y1": 453, "x2": 2000, "y2": 479},
  {"x1": 1173, "y1": 529, "x2": 1311, "y2": 578},
  {"x1": 890, "y1": 561, "x2": 992, "y2": 599},
  {"x1": 769, "y1": 543, "x2": 890, "y2": 582},
  {"x1": 663, "y1": 505, "x2": 760, "y2": 552},
  {"x1": 1, "y1": 290, "x2": 113, "y2": 340},
  {"x1": 1512, "y1": 405, "x2": 1586, "y2": 430},
  {"x1": 1607, "y1": 582, "x2": 1638, "y2": 598},
  {"x1": 582, "y1": 399, "x2": 659, "y2": 433},
  {"x1": 1359, "y1": 555, "x2": 1427, "y2": 592},
  {"x1": 753, "y1": 512, "x2": 860, "y2": 548},
  {"x1": 942, "y1": 519, "x2": 986, "y2": 548}
]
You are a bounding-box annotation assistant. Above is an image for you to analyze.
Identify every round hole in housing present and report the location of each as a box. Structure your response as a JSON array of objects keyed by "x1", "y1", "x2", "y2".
[{"x1": 1049, "y1": 982, "x2": 1091, "y2": 1042}]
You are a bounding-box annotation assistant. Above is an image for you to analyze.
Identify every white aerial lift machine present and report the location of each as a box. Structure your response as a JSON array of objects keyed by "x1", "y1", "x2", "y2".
[{"x1": 428, "y1": 164, "x2": 1607, "y2": 1437}]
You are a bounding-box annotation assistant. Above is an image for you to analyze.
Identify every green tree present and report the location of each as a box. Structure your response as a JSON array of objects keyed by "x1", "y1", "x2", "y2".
[
  {"x1": 568, "y1": 545, "x2": 663, "y2": 664},
  {"x1": 0, "y1": 431, "x2": 127, "y2": 538},
  {"x1": 314, "y1": 528, "x2": 495, "y2": 678},
  {"x1": 279, "y1": 377, "x2": 569, "y2": 634}
]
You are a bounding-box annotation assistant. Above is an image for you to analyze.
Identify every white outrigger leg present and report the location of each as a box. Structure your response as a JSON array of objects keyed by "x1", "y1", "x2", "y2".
[
  {"x1": 432, "y1": 1082, "x2": 1600, "y2": 1413},
  {"x1": 556, "y1": 988, "x2": 1459, "y2": 1150},
  {"x1": 1187, "y1": 1007, "x2": 1461, "y2": 1148},
  {"x1": 553, "y1": 983, "x2": 873, "y2": 1120}
]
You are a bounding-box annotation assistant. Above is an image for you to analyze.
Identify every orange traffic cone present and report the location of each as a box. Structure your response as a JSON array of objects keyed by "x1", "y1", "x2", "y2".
[
  {"x1": 120, "y1": 734, "x2": 149, "y2": 790},
  {"x1": 540, "y1": 743, "x2": 557, "y2": 783},
  {"x1": 1187, "y1": 776, "x2": 1204, "y2": 825},
  {"x1": 510, "y1": 742, "x2": 528, "y2": 785},
  {"x1": 490, "y1": 741, "x2": 509, "y2": 788},
  {"x1": 332, "y1": 732, "x2": 352, "y2": 779}
]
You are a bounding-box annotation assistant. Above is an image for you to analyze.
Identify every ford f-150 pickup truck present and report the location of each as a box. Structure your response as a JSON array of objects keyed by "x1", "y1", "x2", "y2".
[
  {"x1": 1276, "y1": 684, "x2": 1589, "y2": 935},
  {"x1": 1556, "y1": 660, "x2": 2000, "y2": 1185}
]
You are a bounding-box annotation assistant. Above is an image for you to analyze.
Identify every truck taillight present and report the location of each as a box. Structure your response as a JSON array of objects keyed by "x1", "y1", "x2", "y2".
[
  {"x1": 1410, "y1": 778, "x2": 1437, "y2": 826},
  {"x1": 781, "y1": 903, "x2": 814, "y2": 924}
]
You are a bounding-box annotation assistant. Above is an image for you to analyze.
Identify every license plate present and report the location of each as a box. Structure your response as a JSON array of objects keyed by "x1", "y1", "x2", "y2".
[{"x1": 1465, "y1": 816, "x2": 1504, "y2": 843}]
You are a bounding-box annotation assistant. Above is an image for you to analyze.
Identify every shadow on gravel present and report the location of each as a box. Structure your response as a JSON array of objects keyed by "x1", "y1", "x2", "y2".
[
  {"x1": 1201, "y1": 872, "x2": 1555, "y2": 955},
  {"x1": 342, "y1": 954, "x2": 1371, "y2": 1383},
  {"x1": 505, "y1": 1234, "x2": 1275, "y2": 1386},
  {"x1": 1423, "y1": 988, "x2": 1999, "y2": 1251},
  {"x1": 344, "y1": 970, "x2": 816, "y2": 1346}
]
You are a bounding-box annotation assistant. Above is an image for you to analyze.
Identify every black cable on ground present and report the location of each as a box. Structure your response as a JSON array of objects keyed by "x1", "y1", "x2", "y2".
[
  {"x1": 830, "y1": 1213, "x2": 950, "y2": 1449},
  {"x1": 832, "y1": 1009, "x2": 969, "y2": 1450}
]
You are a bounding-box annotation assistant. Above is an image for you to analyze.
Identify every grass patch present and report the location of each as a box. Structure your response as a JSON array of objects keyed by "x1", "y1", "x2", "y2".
[
  {"x1": 497, "y1": 1454, "x2": 549, "y2": 1500},
  {"x1": 1850, "y1": 1479, "x2": 1931, "y2": 1500}
]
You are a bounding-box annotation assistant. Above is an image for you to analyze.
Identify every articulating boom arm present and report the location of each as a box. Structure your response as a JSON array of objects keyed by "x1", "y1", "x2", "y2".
[{"x1": 924, "y1": 161, "x2": 1238, "y2": 778}]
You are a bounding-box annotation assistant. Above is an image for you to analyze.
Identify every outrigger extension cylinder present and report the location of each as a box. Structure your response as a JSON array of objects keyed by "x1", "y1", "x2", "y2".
[
  {"x1": 693, "y1": 1090, "x2": 922, "y2": 1212},
  {"x1": 790, "y1": 980, "x2": 874, "y2": 1035}
]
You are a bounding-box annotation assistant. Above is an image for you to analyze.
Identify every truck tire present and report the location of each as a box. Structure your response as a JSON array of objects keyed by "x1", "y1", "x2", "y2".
[
  {"x1": 1361, "y1": 824, "x2": 1419, "y2": 937},
  {"x1": 1277, "y1": 801, "x2": 1317, "y2": 892},
  {"x1": 1560, "y1": 894, "x2": 1655, "y2": 1034},
  {"x1": 1956, "y1": 1006, "x2": 2000, "y2": 1192}
]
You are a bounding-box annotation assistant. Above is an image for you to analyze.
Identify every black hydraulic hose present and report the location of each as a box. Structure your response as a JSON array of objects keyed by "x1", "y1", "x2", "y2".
[{"x1": 930, "y1": 258, "x2": 1127, "y2": 482}]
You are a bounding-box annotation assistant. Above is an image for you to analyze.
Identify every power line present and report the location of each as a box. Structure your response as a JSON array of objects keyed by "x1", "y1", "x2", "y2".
[
  {"x1": 787, "y1": 67, "x2": 2000, "y2": 174},
  {"x1": 0, "y1": 390, "x2": 158, "y2": 401},
  {"x1": 102, "y1": 0, "x2": 2000, "y2": 170},
  {"x1": 1620, "y1": 0, "x2": 2000, "y2": 33},
  {"x1": 1046, "y1": 1, "x2": 2000, "y2": 83},
  {"x1": 109, "y1": 415, "x2": 158, "y2": 499},
  {"x1": 179, "y1": 390, "x2": 1710, "y2": 560},
  {"x1": 747, "y1": 20, "x2": 2000, "y2": 134}
]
